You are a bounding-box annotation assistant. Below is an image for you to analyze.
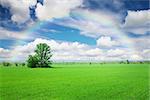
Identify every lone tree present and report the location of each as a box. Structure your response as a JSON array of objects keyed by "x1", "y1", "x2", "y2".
[{"x1": 27, "y1": 43, "x2": 53, "y2": 68}]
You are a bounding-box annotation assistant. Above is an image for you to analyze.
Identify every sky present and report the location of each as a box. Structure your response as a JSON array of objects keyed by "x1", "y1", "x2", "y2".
[{"x1": 0, "y1": 0, "x2": 149, "y2": 62}]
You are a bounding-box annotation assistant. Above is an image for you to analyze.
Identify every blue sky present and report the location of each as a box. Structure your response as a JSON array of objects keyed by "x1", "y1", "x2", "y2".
[{"x1": 0, "y1": 0, "x2": 149, "y2": 61}]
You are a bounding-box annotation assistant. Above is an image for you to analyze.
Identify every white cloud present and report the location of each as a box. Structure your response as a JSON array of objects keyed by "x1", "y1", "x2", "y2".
[
  {"x1": 55, "y1": 9, "x2": 122, "y2": 38},
  {"x1": 0, "y1": 48, "x2": 11, "y2": 58},
  {"x1": 107, "y1": 49, "x2": 125, "y2": 57},
  {"x1": 10, "y1": 38, "x2": 92, "y2": 61},
  {"x1": 40, "y1": 28, "x2": 59, "y2": 33},
  {"x1": 0, "y1": 0, "x2": 83, "y2": 23},
  {"x1": 106, "y1": 48, "x2": 145, "y2": 61},
  {"x1": 124, "y1": 10, "x2": 150, "y2": 27},
  {"x1": 130, "y1": 36, "x2": 150, "y2": 50},
  {"x1": 97, "y1": 36, "x2": 120, "y2": 47},
  {"x1": 36, "y1": 0, "x2": 83, "y2": 20},
  {"x1": 52, "y1": 8, "x2": 135, "y2": 52},
  {"x1": 130, "y1": 54, "x2": 143, "y2": 61},
  {"x1": 123, "y1": 10, "x2": 150, "y2": 34},
  {"x1": 0, "y1": 27, "x2": 33, "y2": 40},
  {"x1": 0, "y1": 0, "x2": 81, "y2": 23},
  {"x1": 0, "y1": 0, "x2": 37, "y2": 23},
  {"x1": 0, "y1": 38, "x2": 149, "y2": 62},
  {"x1": 0, "y1": 38, "x2": 103, "y2": 61},
  {"x1": 49, "y1": 9, "x2": 149, "y2": 53},
  {"x1": 142, "y1": 49, "x2": 150, "y2": 59}
]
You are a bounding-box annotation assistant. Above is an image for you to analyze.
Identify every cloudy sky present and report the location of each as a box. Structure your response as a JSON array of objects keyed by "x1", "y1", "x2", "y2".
[{"x1": 0, "y1": 0, "x2": 149, "y2": 62}]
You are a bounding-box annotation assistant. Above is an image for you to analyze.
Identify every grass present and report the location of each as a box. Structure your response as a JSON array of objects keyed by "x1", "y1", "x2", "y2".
[{"x1": 0, "y1": 63, "x2": 149, "y2": 100}]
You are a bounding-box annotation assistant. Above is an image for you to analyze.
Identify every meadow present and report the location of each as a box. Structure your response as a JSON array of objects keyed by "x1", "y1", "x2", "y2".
[{"x1": 0, "y1": 63, "x2": 149, "y2": 100}]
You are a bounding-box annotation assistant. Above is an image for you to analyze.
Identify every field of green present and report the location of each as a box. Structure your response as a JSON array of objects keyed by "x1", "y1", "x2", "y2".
[{"x1": 0, "y1": 63, "x2": 149, "y2": 100}]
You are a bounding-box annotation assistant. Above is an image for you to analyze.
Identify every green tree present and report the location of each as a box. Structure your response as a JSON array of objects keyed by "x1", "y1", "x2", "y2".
[
  {"x1": 27, "y1": 55, "x2": 38, "y2": 68},
  {"x1": 27, "y1": 43, "x2": 53, "y2": 68}
]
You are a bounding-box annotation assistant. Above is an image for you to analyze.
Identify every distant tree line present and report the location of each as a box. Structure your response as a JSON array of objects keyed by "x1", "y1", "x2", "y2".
[
  {"x1": 0, "y1": 60, "x2": 150, "y2": 67},
  {"x1": 0, "y1": 62, "x2": 26, "y2": 67}
]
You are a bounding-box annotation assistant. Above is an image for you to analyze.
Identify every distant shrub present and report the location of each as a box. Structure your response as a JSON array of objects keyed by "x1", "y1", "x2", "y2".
[
  {"x1": 22, "y1": 63, "x2": 26, "y2": 66},
  {"x1": 15, "y1": 63, "x2": 18, "y2": 66},
  {"x1": 2, "y1": 62, "x2": 11, "y2": 67},
  {"x1": 120, "y1": 61, "x2": 125, "y2": 64},
  {"x1": 139, "y1": 61, "x2": 143, "y2": 64}
]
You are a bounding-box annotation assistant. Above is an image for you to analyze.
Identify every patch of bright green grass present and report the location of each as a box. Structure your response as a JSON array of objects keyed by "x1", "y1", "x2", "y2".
[{"x1": 0, "y1": 64, "x2": 149, "y2": 100}]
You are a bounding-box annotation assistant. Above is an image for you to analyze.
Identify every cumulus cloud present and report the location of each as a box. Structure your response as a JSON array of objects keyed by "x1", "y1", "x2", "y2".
[
  {"x1": 0, "y1": 0, "x2": 83, "y2": 23},
  {"x1": 123, "y1": 10, "x2": 150, "y2": 34},
  {"x1": 7, "y1": 38, "x2": 98, "y2": 61},
  {"x1": 0, "y1": 0, "x2": 37, "y2": 23},
  {"x1": 0, "y1": 38, "x2": 102, "y2": 61},
  {"x1": 11, "y1": 38, "x2": 100, "y2": 61},
  {"x1": 0, "y1": 38, "x2": 148, "y2": 62},
  {"x1": 97, "y1": 36, "x2": 120, "y2": 47},
  {"x1": 124, "y1": 10, "x2": 150, "y2": 27},
  {"x1": 36, "y1": 0, "x2": 83, "y2": 20}
]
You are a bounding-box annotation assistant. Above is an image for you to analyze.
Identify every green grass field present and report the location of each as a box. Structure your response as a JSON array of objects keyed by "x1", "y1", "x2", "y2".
[{"x1": 0, "y1": 64, "x2": 149, "y2": 100}]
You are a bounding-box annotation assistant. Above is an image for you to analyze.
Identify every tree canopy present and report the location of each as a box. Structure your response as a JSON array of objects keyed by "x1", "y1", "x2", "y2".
[{"x1": 27, "y1": 43, "x2": 53, "y2": 68}]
